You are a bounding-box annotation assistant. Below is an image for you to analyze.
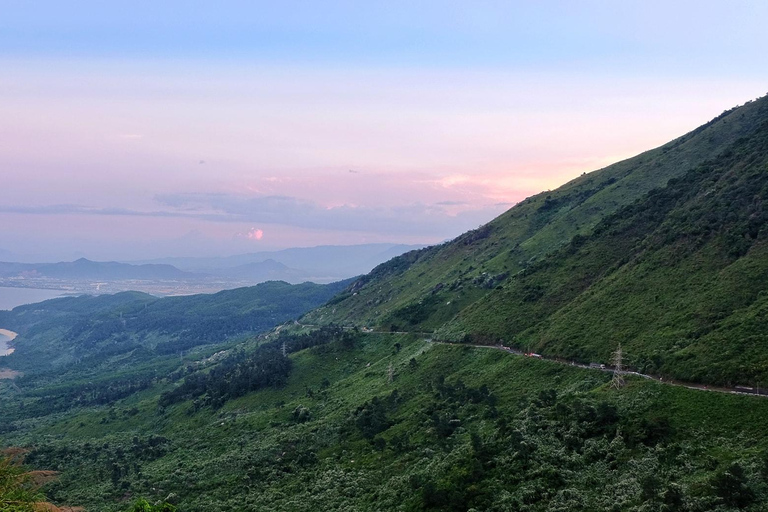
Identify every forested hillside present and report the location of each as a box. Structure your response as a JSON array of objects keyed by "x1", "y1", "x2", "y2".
[
  {"x1": 441, "y1": 117, "x2": 768, "y2": 386},
  {"x1": 7, "y1": 333, "x2": 768, "y2": 511},
  {"x1": 0, "y1": 280, "x2": 350, "y2": 427}
]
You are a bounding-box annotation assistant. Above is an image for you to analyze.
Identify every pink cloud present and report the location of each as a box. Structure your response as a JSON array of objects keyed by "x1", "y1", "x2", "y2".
[
  {"x1": 234, "y1": 227, "x2": 264, "y2": 241},
  {"x1": 246, "y1": 228, "x2": 264, "y2": 240}
]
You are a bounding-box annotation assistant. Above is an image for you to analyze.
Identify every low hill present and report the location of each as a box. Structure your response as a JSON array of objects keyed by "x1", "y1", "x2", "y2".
[
  {"x1": 133, "y1": 243, "x2": 424, "y2": 283},
  {"x1": 0, "y1": 279, "x2": 351, "y2": 422},
  {"x1": 1, "y1": 280, "x2": 351, "y2": 372}
]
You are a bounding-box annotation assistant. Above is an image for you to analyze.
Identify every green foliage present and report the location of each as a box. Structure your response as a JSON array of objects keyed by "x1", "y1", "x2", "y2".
[
  {"x1": 5, "y1": 335, "x2": 768, "y2": 511},
  {"x1": 0, "y1": 455, "x2": 44, "y2": 511},
  {"x1": 158, "y1": 347, "x2": 292, "y2": 408},
  {"x1": 127, "y1": 498, "x2": 177, "y2": 512}
]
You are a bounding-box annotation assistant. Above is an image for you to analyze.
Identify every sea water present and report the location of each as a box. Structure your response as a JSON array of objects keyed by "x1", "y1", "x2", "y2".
[
  {"x1": 0, "y1": 332, "x2": 12, "y2": 356},
  {"x1": 0, "y1": 286, "x2": 66, "y2": 311}
]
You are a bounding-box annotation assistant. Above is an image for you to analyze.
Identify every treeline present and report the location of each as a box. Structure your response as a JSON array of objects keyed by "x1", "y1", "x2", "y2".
[
  {"x1": 159, "y1": 326, "x2": 356, "y2": 409},
  {"x1": 3, "y1": 280, "x2": 351, "y2": 377},
  {"x1": 158, "y1": 348, "x2": 291, "y2": 409},
  {"x1": 63, "y1": 281, "x2": 352, "y2": 348},
  {"x1": 1, "y1": 374, "x2": 156, "y2": 423}
]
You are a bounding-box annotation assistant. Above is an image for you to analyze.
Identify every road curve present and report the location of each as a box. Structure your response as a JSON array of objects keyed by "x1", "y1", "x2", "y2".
[
  {"x1": 427, "y1": 339, "x2": 767, "y2": 399},
  {"x1": 294, "y1": 324, "x2": 766, "y2": 398}
]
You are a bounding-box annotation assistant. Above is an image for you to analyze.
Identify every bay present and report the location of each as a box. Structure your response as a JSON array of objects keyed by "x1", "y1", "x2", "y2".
[{"x1": 0, "y1": 286, "x2": 67, "y2": 311}]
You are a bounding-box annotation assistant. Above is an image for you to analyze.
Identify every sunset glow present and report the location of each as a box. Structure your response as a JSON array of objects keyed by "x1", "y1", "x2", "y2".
[{"x1": 2, "y1": 1, "x2": 767, "y2": 260}]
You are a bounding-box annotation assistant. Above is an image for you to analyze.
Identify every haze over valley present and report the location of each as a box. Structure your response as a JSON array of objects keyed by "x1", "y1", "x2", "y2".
[{"x1": 0, "y1": 244, "x2": 422, "y2": 297}]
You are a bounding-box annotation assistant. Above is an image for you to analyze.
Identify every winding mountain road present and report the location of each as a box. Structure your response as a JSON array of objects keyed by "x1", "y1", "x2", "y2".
[
  {"x1": 294, "y1": 323, "x2": 766, "y2": 398},
  {"x1": 427, "y1": 340, "x2": 767, "y2": 398}
]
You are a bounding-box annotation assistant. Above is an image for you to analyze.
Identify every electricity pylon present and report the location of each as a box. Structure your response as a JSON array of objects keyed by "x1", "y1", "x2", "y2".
[{"x1": 611, "y1": 343, "x2": 625, "y2": 389}]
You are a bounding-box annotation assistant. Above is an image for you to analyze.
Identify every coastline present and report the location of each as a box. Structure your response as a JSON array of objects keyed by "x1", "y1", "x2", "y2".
[
  {"x1": 0, "y1": 328, "x2": 18, "y2": 356},
  {"x1": 0, "y1": 328, "x2": 18, "y2": 342},
  {"x1": 0, "y1": 286, "x2": 67, "y2": 311}
]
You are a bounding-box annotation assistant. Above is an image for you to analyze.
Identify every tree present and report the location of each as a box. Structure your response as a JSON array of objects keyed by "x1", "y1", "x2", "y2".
[{"x1": 711, "y1": 463, "x2": 755, "y2": 508}]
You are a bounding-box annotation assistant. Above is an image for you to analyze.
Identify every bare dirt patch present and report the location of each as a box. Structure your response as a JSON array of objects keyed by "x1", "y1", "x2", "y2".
[{"x1": 0, "y1": 368, "x2": 21, "y2": 379}]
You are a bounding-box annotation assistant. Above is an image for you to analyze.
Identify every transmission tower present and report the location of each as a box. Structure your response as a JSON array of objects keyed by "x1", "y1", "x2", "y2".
[
  {"x1": 282, "y1": 341, "x2": 287, "y2": 357},
  {"x1": 610, "y1": 343, "x2": 625, "y2": 389},
  {"x1": 387, "y1": 362, "x2": 394, "y2": 384}
]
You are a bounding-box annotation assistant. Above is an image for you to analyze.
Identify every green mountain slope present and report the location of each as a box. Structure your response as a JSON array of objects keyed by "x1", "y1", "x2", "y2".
[
  {"x1": 440, "y1": 117, "x2": 768, "y2": 386},
  {"x1": 306, "y1": 96, "x2": 768, "y2": 333},
  {"x1": 305, "y1": 96, "x2": 768, "y2": 385}
]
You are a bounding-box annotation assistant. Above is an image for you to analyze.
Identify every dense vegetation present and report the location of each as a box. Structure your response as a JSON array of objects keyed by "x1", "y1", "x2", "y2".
[
  {"x1": 6, "y1": 334, "x2": 768, "y2": 511},
  {"x1": 157, "y1": 326, "x2": 354, "y2": 408}
]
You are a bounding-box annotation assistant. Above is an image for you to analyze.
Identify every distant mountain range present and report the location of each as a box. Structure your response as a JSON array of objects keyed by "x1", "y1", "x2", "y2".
[
  {"x1": 0, "y1": 258, "x2": 194, "y2": 280},
  {"x1": 129, "y1": 243, "x2": 424, "y2": 283},
  {"x1": 0, "y1": 244, "x2": 424, "y2": 286}
]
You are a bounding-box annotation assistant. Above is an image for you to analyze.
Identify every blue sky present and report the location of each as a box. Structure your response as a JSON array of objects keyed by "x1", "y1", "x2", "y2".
[
  {"x1": 1, "y1": 1, "x2": 767, "y2": 260},
  {"x1": 1, "y1": 1, "x2": 765, "y2": 70}
]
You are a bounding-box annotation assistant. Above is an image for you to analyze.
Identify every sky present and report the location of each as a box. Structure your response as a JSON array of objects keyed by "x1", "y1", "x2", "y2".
[{"x1": 1, "y1": 1, "x2": 767, "y2": 261}]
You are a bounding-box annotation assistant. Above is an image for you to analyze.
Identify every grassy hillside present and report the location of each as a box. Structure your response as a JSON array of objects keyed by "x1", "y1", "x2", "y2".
[
  {"x1": 6, "y1": 332, "x2": 768, "y2": 511},
  {"x1": 438, "y1": 115, "x2": 768, "y2": 386},
  {"x1": 305, "y1": 96, "x2": 768, "y2": 333}
]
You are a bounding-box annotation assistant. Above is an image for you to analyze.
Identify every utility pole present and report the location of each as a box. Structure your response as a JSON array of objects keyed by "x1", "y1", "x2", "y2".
[
  {"x1": 282, "y1": 341, "x2": 287, "y2": 357},
  {"x1": 387, "y1": 363, "x2": 394, "y2": 384},
  {"x1": 610, "y1": 343, "x2": 625, "y2": 389}
]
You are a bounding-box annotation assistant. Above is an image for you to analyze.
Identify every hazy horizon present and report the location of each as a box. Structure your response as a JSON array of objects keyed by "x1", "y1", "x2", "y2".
[{"x1": 3, "y1": 1, "x2": 768, "y2": 261}]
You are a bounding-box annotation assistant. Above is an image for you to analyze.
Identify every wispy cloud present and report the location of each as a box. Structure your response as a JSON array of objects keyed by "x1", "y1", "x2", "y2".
[
  {"x1": 155, "y1": 193, "x2": 508, "y2": 237},
  {"x1": 0, "y1": 193, "x2": 510, "y2": 240}
]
